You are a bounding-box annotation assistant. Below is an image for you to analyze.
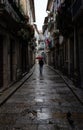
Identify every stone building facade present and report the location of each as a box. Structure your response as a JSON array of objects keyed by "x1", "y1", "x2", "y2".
[
  {"x1": 0, "y1": 0, "x2": 35, "y2": 90},
  {"x1": 43, "y1": 0, "x2": 83, "y2": 87}
]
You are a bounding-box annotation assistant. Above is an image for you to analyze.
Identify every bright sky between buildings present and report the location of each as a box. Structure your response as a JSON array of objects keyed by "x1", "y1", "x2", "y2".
[{"x1": 34, "y1": 0, "x2": 48, "y2": 31}]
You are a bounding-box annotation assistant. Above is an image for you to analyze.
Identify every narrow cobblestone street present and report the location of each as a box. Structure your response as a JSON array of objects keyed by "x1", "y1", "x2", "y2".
[{"x1": 0, "y1": 64, "x2": 83, "y2": 130}]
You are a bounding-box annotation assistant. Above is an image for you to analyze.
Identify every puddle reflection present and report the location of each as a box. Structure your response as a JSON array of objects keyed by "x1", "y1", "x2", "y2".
[
  {"x1": 34, "y1": 98, "x2": 43, "y2": 102},
  {"x1": 37, "y1": 112, "x2": 52, "y2": 120}
]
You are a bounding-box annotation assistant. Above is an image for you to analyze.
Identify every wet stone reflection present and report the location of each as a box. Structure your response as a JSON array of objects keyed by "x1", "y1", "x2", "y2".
[{"x1": 0, "y1": 65, "x2": 83, "y2": 130}]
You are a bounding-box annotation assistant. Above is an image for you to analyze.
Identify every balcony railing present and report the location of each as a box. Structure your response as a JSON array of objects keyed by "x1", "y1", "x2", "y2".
[
  {"x1": 48, "y1": 20, "x2": 54, "y2": 31},
  {"x1": 0, "y1": 0, "x2": 20, "y2": 21},
  {"x1": 43, "y1": 24, "x2": 48, "y2": 32},
  {"x1": 0, "y1": 0, "x2": 3, "y2": 3},
  {"x1": 72, "y1": 0, "x2": 83, "y2": 20}
]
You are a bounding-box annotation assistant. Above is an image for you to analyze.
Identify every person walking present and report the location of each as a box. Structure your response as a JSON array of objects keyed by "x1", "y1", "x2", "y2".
[{"x1": 39, "y1": 59, "x2": 44, "y2": 75}]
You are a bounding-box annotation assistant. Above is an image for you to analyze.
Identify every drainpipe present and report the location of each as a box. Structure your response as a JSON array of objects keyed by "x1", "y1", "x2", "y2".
[
  {"x1": 74, "y1": 25, "x2": 80, "y2": 86},
  {"x1": 68, "y1": 39, "x2": 70, "y2": 76}
]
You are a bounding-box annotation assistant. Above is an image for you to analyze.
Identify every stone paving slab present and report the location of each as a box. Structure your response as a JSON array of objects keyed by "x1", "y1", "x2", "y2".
[
  {"x1": 48, "y1": 66, "x2": 83, "y2": 105},
  {"x1": 0, "y1": 64, "x2": 83, "y2": 130},
  {"x1": 0, "y1": 66, "x2": 35, "y2": 106},
  {"x1": 0, "y1": 64, "x2": 83, "y2": 107}
]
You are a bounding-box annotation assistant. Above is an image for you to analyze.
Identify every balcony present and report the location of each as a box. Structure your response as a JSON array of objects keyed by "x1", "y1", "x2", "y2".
[
  {"x1": 48, "y1": 20, "x2": 54, "y2": 31},
  {"x1": 0, "y1": 0, "x2": 21, "y2": 21},
  {"x1": 43, "y1": 24, "x2": 48, "y2": 33},
  {"x1": 72, "y1": 0, "x2": 83, "y2": 21}
]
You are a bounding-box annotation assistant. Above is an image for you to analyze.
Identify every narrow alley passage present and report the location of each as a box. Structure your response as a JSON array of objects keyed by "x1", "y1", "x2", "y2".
[{"x1": 0, "y1": 64, "x2": 83, "y2": 130}]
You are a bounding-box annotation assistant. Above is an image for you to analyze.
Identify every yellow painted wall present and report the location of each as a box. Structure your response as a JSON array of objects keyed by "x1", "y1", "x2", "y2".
[{"x1": 20, "y1": 0, "x2": 27, "y2": 15}]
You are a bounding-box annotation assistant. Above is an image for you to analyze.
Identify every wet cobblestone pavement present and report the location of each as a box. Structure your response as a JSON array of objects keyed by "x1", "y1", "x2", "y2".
[{"x1": 0, "y1": 64, "x2": 83, "y2": 130}]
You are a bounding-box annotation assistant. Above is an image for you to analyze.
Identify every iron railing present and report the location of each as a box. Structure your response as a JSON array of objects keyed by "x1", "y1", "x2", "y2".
[
  {"x1": 0, "y1": 0, "x2": 22, "y2": 21},
  {"x1": 72, "y1": 0, "x2": 83, "y2": 20}
]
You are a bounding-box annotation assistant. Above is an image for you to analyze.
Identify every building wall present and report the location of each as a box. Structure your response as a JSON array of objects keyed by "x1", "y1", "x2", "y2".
[
  {"x1": 78, "y1": 28, "x2": 83, "y2": 87},
  {"x1": 0, "y1": 0, "x2": 35, "y2": 90},
  {"x1": 20, "y1": 0, "x2": 27, "y2": 15},
  {"x1": 0, "y1": 35, "x2": 3, "y2": 88},
  {"x1": 26, "y1": 0, "x2": 33, "y2": 24},
  {"x1": 0, "y1": 28, "x2": 18, "y2": 89},
  {"x1": 44, "y1": 0, "x2": 83, "y2": 88}
]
